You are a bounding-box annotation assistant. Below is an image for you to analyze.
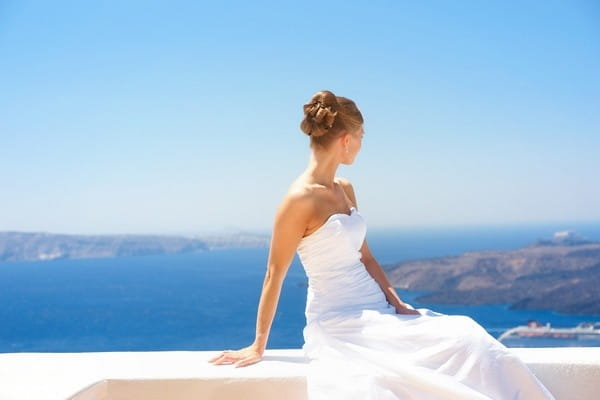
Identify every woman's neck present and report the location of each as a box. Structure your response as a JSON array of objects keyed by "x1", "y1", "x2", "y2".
[{"x1": 304, "y1": 150, "x2": 340, "y2": 189}]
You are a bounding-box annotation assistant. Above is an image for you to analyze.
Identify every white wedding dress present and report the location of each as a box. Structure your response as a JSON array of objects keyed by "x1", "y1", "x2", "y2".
[{"x1": 296, "y1": 206, "x2": 555, "y2": 400}]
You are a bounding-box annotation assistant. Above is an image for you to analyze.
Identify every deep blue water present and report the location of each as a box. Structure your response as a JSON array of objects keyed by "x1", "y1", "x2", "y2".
[{"x1": 1, "y1": 222, "x2": 600, "y2": 353}]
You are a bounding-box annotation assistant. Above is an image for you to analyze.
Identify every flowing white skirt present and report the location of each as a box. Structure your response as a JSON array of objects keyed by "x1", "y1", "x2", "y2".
[{"x1": 301, "y1": 304, "x2": 555, "y2": 400}]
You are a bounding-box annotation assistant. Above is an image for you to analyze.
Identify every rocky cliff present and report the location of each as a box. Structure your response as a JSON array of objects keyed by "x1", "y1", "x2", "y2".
[{"x1": 386, "y1": 234, "x2": 600, "y2": 315}]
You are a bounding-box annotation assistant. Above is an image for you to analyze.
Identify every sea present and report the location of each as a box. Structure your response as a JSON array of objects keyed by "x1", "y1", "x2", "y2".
[{"x1": 1, "y1": 222, "x2": 600, "y2": 353}]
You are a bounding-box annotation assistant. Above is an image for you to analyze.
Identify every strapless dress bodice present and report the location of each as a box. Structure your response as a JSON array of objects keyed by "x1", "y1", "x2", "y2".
[{"x1": 296, "y1": 207, "x2": 395, "y2": 324}]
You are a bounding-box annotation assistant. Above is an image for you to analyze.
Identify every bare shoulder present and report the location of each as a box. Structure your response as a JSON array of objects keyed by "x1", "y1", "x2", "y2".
[
  {"x1": 265, "y1": 183, "x2": 316, "y2": 283},
  {"x1": 334, "y1": 176, "x2": 358, "y2": 208},
  {"x1": 275, "y1": 181, "x2": 317, "y2": 221}
]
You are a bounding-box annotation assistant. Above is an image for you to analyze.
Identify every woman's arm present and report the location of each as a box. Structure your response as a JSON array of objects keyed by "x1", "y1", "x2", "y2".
[
  {"x1": 337, "y1": 177, "x2": 420, "y2": 315},
  {"x1": 359, "y1": 240, "x2": 419, "y2": 314},
  {"x1": 208, "y1": 192, "x2": 312, "y2": 367}
]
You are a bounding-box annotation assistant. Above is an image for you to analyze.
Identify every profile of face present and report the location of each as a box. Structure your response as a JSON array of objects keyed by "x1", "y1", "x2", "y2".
[{"x1": 340, "y1": 126, "x2": 364, "y2": 165}]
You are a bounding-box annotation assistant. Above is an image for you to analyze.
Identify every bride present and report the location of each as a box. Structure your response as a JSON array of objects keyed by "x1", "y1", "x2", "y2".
[{"x1": 208, "y1": 90, "x2": 555, "y2": 399}]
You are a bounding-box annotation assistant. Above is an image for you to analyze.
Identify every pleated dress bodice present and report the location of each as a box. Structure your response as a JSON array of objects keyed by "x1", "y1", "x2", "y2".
[{"x1": 296, "y1": 207, "x2": 395, "y2": 325}]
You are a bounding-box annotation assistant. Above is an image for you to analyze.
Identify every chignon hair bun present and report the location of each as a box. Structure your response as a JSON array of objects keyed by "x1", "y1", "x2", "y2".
[
  {"x1": 300, "y1": 90, "x2": 339, "y2": 138},
  {"x1": 300, "y1": 89, "x2": 364, "y2": 148}
]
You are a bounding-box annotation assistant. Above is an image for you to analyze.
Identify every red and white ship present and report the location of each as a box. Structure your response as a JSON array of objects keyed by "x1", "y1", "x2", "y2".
[{"x1": 498, "y1": 320, "x2": 600, "y2": 341}]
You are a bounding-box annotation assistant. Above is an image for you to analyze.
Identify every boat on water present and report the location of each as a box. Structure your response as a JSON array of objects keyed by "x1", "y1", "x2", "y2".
[{"x1": 498, "y1": 320, "x2": 600, "y2": 342}]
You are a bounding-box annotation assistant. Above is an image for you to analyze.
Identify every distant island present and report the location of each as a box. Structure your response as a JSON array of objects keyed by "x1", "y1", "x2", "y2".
[
  {"x1": 0, "y1": 231, "x2": 270, "y2": 263},
  {"x1": 386, "y1": 231, "x2": 600, "y2": 315}
]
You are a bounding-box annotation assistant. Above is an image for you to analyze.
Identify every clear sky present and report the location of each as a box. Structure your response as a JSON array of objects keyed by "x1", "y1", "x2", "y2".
[{"x1": 1, "y1": 1, "x2": 598, "y2": 235}]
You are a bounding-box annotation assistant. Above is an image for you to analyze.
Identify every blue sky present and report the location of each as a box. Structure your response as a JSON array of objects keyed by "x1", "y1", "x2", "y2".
[{"x1": 1, "y1": 1, "x2": 598, "y2": 235}]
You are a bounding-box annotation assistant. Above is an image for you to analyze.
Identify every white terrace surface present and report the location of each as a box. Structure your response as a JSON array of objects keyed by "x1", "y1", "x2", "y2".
[{"x1": 0, "y1": 348, "x2": 599, "y2": 400}]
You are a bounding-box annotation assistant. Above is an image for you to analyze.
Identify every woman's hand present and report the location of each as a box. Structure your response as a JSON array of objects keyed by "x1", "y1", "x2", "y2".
[
  {"x1": 395, "y1": 305, "x2": 421, "y2": 315},
  {"x1": 207, "y1": 344, "x2": 264, "y2": 368}
]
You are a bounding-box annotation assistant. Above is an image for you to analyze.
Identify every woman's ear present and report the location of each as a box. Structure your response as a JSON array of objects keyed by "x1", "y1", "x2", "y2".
[{"x1": 341, "y1": 131, "x2": 350, "y2": 146}]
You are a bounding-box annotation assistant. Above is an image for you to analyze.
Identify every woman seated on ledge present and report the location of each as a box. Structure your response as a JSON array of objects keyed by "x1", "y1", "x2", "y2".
[{"x1": 209, "y1": 89, "x2": 555, "y2": 400}]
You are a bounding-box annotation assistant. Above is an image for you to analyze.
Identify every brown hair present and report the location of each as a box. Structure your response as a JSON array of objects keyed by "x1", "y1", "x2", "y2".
[{"x1": 300, "y1": 90, "x2": 364, "y2": 148}]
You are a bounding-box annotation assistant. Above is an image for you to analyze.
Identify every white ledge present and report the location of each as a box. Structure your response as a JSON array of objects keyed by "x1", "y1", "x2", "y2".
[{"x1": 0, "y1": 348, "x2": 599, "y2": 399}]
